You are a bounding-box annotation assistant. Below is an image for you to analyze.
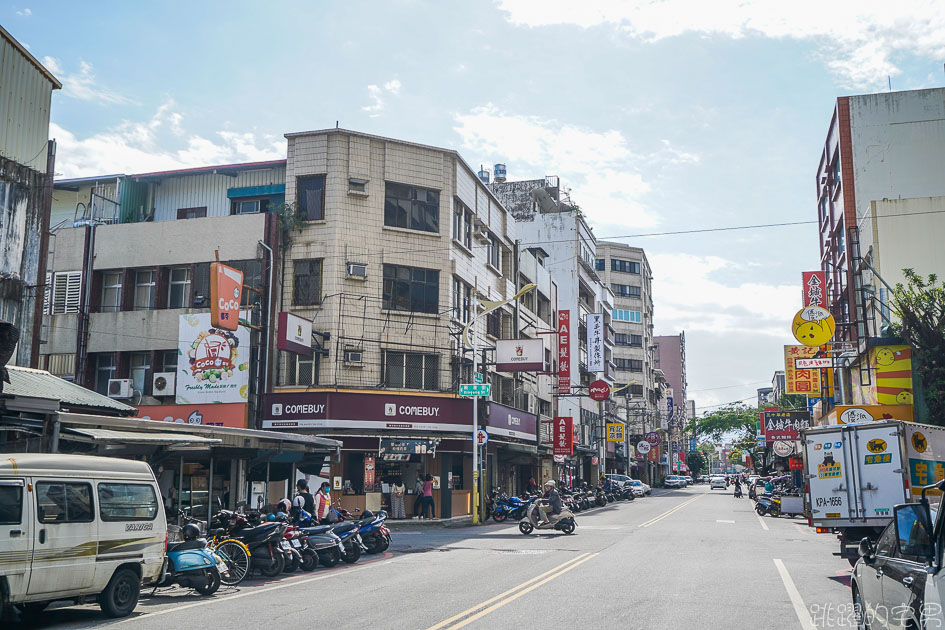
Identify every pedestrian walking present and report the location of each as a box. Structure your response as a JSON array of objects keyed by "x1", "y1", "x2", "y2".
[
  {"x1": 413, "y1": 474, "x2": 424, "y2": 518},
  {"x1": 421, "y1": 474, "x2": 435, "y2": 519},
  {"x1": 391, "y1": 477, "x2": 406, "y2": 519}
]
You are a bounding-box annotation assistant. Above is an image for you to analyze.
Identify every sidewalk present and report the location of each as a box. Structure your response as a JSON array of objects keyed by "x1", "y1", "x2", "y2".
[{"x1": 386, "y1": 514, "x2": 474, "y2": 529}]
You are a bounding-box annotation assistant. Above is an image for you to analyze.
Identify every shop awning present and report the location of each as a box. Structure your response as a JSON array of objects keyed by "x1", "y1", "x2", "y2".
[{"x1": 64, "y1": 427, "x2": 221, "y2": 446}]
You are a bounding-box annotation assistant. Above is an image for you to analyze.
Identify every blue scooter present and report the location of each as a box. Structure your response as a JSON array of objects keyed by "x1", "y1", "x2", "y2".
[{"x1": 156, "y1": 521, "x2": 226, "y2": 595}]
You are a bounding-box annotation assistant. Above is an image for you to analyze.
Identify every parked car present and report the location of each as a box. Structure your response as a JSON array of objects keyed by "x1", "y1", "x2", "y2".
[
  {"x1": 629, "y1": 479, "x2": 651, "y2": 497},
  {"x1": 603, "y1": 473, "x2": 633, "y2": 490},
  {"x1": 664, "y1": 475, "x2": 685, "y2": 488},
  {"x1": 710, "y1": 476, "x2": 727, "y2": 489},
  {"x1": 683, "y1": 476, "x2": 694, "y2": 486},
  {"x1": 0, "y1": 453, "x2": 168, "y2": 619}
]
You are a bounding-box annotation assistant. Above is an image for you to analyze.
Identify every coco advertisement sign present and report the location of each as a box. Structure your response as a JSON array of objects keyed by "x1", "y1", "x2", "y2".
[
  {"x1": 484, "y1": 401, "x2": 537, "y2": 442},
  {"x1": 496, "y1": 338, "x2": 544, "y2": 372},
  {"x1": 136, "y1": 403, "x2": 247, "y2": 428},
  {"x1": 210, "y1": 262, "x2": 243, "y2": 331},
  {"x1": 177, "y1": 313, "x2": 250, "y2": 404},
  {"x1": 277, "y1": 312, "x2": 313, "y2": 356}
]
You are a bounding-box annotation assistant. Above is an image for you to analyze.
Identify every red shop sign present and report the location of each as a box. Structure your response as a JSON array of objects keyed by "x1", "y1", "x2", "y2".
[
  {"x1": 557, "y1": 310, "x2": 570, "y2": 394},
  {"x1": 589, "y1": 380, "x2": 610, "y2": 401},
  {"x1": 553, "y1": 416, "x2": 573, "y2": 456}
]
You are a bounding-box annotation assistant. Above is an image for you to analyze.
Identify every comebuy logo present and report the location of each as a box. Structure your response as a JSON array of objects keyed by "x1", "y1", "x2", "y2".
[{"x1": 384, "y1": 403, "x2": 441, "y2": 417}]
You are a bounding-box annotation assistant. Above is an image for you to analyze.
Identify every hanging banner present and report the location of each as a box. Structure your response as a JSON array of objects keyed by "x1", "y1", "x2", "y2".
[
  {"x1": 802, "y1": 271, "x2": 827, "y2": 308},
  {"x1": 177, "y1": 312, "x2": 251, "y2": 404},
  {"x1": 557, "y1": 310, "x2": 571, "y2": 394},
  {"x1": 553, "y1": 416, "x2": 573, "y2": 455},
  {"x1": 587, "y1": 313, "x2": 604, "y2": 373},
  {"x1": 784, "y1": 345, "x2": 822, "y2": 395}
]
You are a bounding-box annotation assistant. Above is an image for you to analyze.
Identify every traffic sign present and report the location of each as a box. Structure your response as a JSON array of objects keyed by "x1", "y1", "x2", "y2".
[
  {"x1": 474, "y1": 373, "x2": 484, "y2": 384},
  {"x1": 475, "y1": 428, "x2": 489, "y2": 446},
  {"x1": 460, "y1": 383, "x2": 492, "y2": 397},
  {"x1": 589, "y1": 380, "x2": 610, "y2": 401}
]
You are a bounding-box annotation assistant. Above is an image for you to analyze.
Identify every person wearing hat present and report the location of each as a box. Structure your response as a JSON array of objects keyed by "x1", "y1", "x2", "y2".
[{"x1": 538, "y1": 480, "x2": 562, "y2": 524}]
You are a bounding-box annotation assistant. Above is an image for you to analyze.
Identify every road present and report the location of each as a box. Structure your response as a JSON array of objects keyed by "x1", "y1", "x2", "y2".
[{"x1": 14, "y1": 485, "x2": 855, "y2": 629}]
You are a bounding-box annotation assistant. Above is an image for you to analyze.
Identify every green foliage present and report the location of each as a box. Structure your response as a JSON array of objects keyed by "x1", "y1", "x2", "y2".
[
  {"x1": 686, "y1": 451, "x2": 706, "y2": 477},
  {"x1": 685, "y1": 404, "x2": 758, "y2": 442},
  {"x1": 272, "y1": 202, "x2": 305, "y2": 252},
  {"x1": 890, "y1": 269, "x2": 945, "y2": 425}
]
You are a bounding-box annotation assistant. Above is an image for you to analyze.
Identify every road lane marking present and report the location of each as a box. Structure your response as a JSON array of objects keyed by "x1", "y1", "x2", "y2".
[
  {"x1": 639, "y1": 493, "x2": 704, "y2": 528},
  {"x1": 757, "y1": 515, "x2": 770, "y2": 531},
  {"x1": 716, "y1": 519, "x2": 735, "y2": 523},
  {"x1": 774, "y1": 559, "x2": 816, "y2": 630},
  {"x1": 116, "y1": 559, "x2": 396, "y2": 624},
  {"x1": 425, "y1": 553, "x2": 591, "y2": 630},
  {"x1": 431, "y1": 553, "x2": 599, "y2": 629}
]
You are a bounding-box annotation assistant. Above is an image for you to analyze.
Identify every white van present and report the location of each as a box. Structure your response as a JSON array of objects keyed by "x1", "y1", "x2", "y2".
[{"x1": 0, "y1": 453, "x2": 167, "y2": 618}]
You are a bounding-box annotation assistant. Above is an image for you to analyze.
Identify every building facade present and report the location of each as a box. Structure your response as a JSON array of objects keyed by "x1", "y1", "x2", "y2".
[{"x1": 654, "y1": 332, "x2": 688, "y2": 472}]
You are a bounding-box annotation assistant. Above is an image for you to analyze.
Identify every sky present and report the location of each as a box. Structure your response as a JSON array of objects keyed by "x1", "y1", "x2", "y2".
[{"x1": 5, "y1": 1, "x2": 945, "y2": 412}]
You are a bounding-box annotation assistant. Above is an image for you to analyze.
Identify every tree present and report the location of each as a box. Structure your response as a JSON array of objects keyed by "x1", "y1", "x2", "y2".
[
  {"x1": 685, "y1": 404, "x2": 758, "y2": 442},
  {"x1": 890, "y1": 269, "x2": 945, "y2": 424},
  {"x1": 686, "y1": 451, "x2": 706, "y2": 477}
]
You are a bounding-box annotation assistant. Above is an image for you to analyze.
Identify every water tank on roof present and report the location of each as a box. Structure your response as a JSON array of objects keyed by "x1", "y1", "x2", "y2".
[
  {"x1": 478, "y1": 168, "x2": 491, "y2": 184},
  {"x1": 493, "y1": 163, "x2": 507, "y2": 183}
]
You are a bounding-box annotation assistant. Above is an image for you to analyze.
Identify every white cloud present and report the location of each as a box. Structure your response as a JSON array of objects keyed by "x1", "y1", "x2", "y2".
[
  {"x1": 362, "y1": 79, "x2": 402, "y2": 117},
  {"x1": 16, "y1": 7, "x2": 31, "y2": 16},
  {"x1": 495, "y1": 0, "x2": 945, "y2": 88},
  {"x1": 50, "y1": 100, "x2": 285, "y2": 178},
  {"x1": 42, "y1": 57, "x2": 132, "y2": 104}
]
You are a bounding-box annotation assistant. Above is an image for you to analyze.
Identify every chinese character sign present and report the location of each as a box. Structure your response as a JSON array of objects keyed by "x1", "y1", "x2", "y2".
[
  {"x1": 763, "y1": 411, "x2": 812, "y2": 442},
  {"x1": 802, "y1": 271, "x2": 827, "y2": 308},
  {"x1": 784, "y1": 345, "x2": 822, "y2": 395},
  {"x1": 557, "y1": 310, "x2": 570, "y2": 394},
  {"x1": 553, "y1": 416, "x2": 573, "y2": 455},
  {"x1": 587, "y1": 313, "x2": 604, "y2": 373}
]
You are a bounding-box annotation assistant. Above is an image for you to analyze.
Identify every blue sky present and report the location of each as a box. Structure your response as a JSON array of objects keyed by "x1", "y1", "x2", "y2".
[{"x1": 6, "y1": 1, "x2": 945, "y2": 410}]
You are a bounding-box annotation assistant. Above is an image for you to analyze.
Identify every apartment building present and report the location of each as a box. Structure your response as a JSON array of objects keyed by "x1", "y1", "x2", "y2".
[
  {"x1": 654, "y1": 332, "x2": 688, "y2": 472},
  {"x1": 262, "y1": 129, "x2": 556, "y2": 516},
  {"x1": 0, "y1": 26, "x2": 60, "y2": 367}
]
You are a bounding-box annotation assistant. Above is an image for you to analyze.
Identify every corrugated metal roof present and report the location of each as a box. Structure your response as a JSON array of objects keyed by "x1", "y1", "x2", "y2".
[
  {"x1": 4, "y1": 366, "x2": 136, "y2": 414},
  {"x1": 132, "y1": 160, "x2": 286, "y2": 180},
  {"x1": 65, "y1": 427, "x2": 220, "y2": 445},
  {"x1": 0, "y1": 24, "x2": 61, "y2": 88}
]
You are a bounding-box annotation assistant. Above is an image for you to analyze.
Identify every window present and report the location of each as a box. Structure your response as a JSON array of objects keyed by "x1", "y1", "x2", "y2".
[
  {"x1": 452, "y1": 203, "x2": 473, "y2": 249},
  {"x1": 0, "y1": 483, "x2": 23, "y2": 525},
  {"x1": 613, "y1": 309, "x2": 642, "y2": 323},
  {"x1": 95, "y1": 353, "x2": 116, "y2": 395},
  {"x1": 612, "y1": 259, "x2": 641, "y2": 274},
  {"x1": 130, "y1": 352, "x2": 151, "y2": 395},
  {"x1": 630, "y1": 334, "x2": 643, "y2": 347},
  {"x1": 348, "y1": 179, "x2": 367, "y2": 193},
  {"x1": 452, "y1": 277, "x2": 471, "y2": 322},
  {"x1": 486, "y1": 310, "x2": 501, "y2": 337},
  {"x1": 231, "y1": 198, "x2": 269, "y2": 215},
  {"x1": 162, "y1": 349, "x2": 178, "y2": 374},
  {"x1": 384, "y1": 182, "x2": 439, "y2": 233},
  {"x1": 168, "y1": 267, "x2": 191, "y2": 309},
  {"x1": 98, "y1": 483, "x2": 158, "y2": 521},
  {"x1": 612, "y1": 284, "x2": 641, "y2": 298},
  {"x1": 384, "y1": 351, "x2": 439, "y2": 390},
  {"x1": 134, "y1": 269, "x2": 156, "y2": 310},
  {"x1": 177, "y1": 207, "x2": 207, "y2": 220},
  {"x1": 630, "y1": 384, "x2": 645, "y2": 396},
  {"x1": 293, "y1": 259, "x2": 323, "y2": 306},
  {"x1": 297, "y1": 175, "x2": 326, "y2": 221},
  {"x1": 487, "y1": 233, "x2": 501, "y2": 270},
  {"x1": 36, "y1": 482, "x2": 93, "y2": 523},
  {"x1": 52, "y1": 271, "x2": 82, "y2": 314},
  {"x1": 284, "y1": 351, "x2": 317, "y2": 386},
  {"x1": 595, "y1": 259, "x2": 605, "y2": 271},
  {"x1": 463, "y1": 209, "x2": 472, "y2": 249},
  {"x1": 615, "y1": 358, "x2": 643, "y2": 372},
  {"x1": 101, "y1": 271, "x2": 122, "y2": 312},
  {"x1": 227, "y1": 259, "x2": 263, "y2": 307},
  {"x1": 192, "y1": 262, "x2": 210, "y2": 307},
  {"x1": 382, "y1": 264, "x2": 439, "y2": 314}
]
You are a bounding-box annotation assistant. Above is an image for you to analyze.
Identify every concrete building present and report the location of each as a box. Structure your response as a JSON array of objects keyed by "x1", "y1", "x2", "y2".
[
  {"x1": 0, "y1": 25, "x2": 60, "y2": 367},
  {"x1": 772, "y1": 370, "x2": 786, "y2": 402},
  {"x1": 265, "y1": 129, "x2": 557, "y2": 517},
  {"x1": 654, "y1": 332, "x2": 687, "y2": 471},
  {"x1": 757, "y1": 386, "x2": 774, "y2": 408},
  {"x1": 492, "y1": 176, "x2": 617, "y2": 482}
]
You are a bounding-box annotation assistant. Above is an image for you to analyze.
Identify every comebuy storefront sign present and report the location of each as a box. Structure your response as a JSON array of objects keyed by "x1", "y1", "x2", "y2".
[
  {"x1": 262, "y1": 392, "x2": 473, "y2": 432},
  {"x1": 484, "y1": 401, "x2": 538, "y2": 442}
]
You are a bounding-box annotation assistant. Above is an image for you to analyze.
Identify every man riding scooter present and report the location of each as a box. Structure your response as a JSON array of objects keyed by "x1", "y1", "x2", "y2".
[{"x1": 538, "y1": 480, "x2": 563, "y2": 525}]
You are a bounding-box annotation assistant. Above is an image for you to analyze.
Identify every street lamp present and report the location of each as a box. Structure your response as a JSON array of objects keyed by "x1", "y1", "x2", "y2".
[{"x1": 462, "y1": 283, "x2": 537, "y2": 524}]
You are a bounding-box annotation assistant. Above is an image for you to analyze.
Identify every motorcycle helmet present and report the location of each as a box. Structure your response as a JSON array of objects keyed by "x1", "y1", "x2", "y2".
[
  {"x1": 360, "y1": 510, "x2": 374, "y2": 520},
  {"x1": 181, "y1": 523, "x2": 200, "y2": 541},
  {"x1": 544, "y1": 480, "x2": 555, "y2": 488},
  {"x1": 278, "y1": 498, "x2": 291, "y2": 513},
  {"x1": 266, "y1": 513, "x2": 276, "y2": 522}
]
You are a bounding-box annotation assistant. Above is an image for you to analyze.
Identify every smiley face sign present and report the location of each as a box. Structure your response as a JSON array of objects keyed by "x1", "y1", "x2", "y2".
[{"x1": 791, "y1": 306, "x2": 835, "y2": 346}]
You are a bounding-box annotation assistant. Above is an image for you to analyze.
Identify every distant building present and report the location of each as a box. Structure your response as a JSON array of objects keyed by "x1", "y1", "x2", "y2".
[
  {"x1": 757, "y1": 386, "x2": 774, "y2": 408},
  {"x1": 771, "y1": 371, "x2": 786, "y2": 402}
]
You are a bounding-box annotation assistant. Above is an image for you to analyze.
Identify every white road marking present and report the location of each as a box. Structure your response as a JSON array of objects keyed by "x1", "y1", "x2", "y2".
[
  {"x1": 640, "y1": 493, "x2": 704, "y2": 528},
  {"x1": 716, "y1": 519, "x2": 735, "y2": 523},
  {"x1": 757, "y1": 515, "x2": 769, "y2": 530},
  {"x1": 774, "y1": 558, "x2": 816, "y2": 630}
]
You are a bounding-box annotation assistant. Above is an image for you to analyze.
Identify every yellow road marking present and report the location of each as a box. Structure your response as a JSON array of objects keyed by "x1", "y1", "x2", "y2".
[
  {"x1": 639, "y1": 493, "x2": 704, "y2": 528},
  {"x1": 427, "y1": 553, "x2": 598, "y2": 630}
]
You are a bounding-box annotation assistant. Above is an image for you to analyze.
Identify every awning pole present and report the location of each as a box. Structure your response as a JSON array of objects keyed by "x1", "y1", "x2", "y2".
[
  {"x1": 177, "y1": 455, "x2": 184, "y2": 526},
  {"x1": 265, "y1": 460, "x2": 270, "y2": 508},
  {"x1": 207, "y1": 456, "x2": 214, "y2": 528}
]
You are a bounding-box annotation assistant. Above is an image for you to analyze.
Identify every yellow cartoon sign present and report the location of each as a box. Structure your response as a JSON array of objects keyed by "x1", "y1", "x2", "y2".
[
  {"x1": 791, "y1": 306, "x2": 835, "y2": 347},
  {"x1": 870, "y1": 345, "x2": 914, "y2": 406}
]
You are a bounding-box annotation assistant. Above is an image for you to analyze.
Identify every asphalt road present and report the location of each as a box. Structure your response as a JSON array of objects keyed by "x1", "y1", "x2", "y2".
[{"x1": 13, "y1": 485, "x2": 855, "y2": 629}]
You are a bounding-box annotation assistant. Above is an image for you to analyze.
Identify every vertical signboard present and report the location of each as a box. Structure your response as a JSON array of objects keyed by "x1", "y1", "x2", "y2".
[
  {"x1": 553, "y1": 416, "x2": 573, "y2": 455},
  {"x1": 802, "y1": 271, "x2": 827, "y2": 308},
  {"x1": 557, "y1": 310, "x2": 570, "y2": 394},
  {"x1": 210, "y1": 262, "x2": 243, "y2": 331},
  {"x1": 784, "y1": 345, "x2": 822, "y2": 395},
  {"x1": 587, "y1": 313, "x2": 604, "y2": 373}
]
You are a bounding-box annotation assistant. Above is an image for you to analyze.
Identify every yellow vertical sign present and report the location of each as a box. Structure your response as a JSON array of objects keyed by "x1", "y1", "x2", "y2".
[
  {"x1": 784, "y1": 345, "x2": 822, "y2": 395},
  {"x1": 606, "y1": 423, "x2": 624, "y2": 442}
]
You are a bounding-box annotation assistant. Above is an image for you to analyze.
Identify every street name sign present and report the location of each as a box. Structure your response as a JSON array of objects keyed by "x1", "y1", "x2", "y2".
[{"x1": 460, "y1": 383, "x2": 492, "y2": 397}]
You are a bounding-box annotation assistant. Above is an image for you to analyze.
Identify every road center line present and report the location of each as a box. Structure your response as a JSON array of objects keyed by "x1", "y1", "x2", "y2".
[
  {"x1": 774, "y1": 558, "x2": 816, "y2": 630},
  {"x1": 639, "y1": 493, "x2": 704, "y2": 528},
  {"x1": 425, "y1": 553, "x2": 590, "y2": 630},
  {"x1": 757, "y1": 515, "x2": 770, "y2": 531},
  {"x1": 435, "y1": 553, "x2": 599, "y2": 630}
]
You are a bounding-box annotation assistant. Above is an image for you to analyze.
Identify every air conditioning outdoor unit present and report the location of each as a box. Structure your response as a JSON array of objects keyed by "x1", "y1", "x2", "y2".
[
  {"x1": 346, "y1": 262, "x2": 367, "y2": 279},
  {"x1": 474, "y1": 228, "x2": 491, "y2": 243},
  {"x1": 152, "y1": 372, "x2": 176, "y2": 396},
  {"x1": 107, "y1": 378, "x2": 133, "y2": 399},
  {"x1": 343, "y1": 349, "x2": 363, "y2": 364}
]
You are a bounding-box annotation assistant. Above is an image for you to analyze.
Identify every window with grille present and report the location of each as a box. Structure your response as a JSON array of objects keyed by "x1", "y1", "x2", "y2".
[
  {"x1": 630, "y1": 384, "x2": 644, "y2": 396},
  {"x1": 168, "y1": 267, "x2": 191, "y2": 309},
  {"x1": 297, "y1": 175, "x2": 326, "y2": 221},
  {"x1": 384, "y1": 351, "x2": 439, "y2": 390},
  {"x1": 384, "y1": 182, "x2": 439, "y2": 233},
  {"x1": 51, "y1": 271, "x2": 82, "y2": 314},
  {"x1": 133, "y1": 270, "x2": 156, "y2": 310},
  {"x1": 293, "y1": 259, "x2": 323, "y2": 306},
  {"x1": 284, "y1": 350, "x2": 317, "y2": 386},
  {"x1": 382, "y1": 264, "x2": 439, "y2": 314}
]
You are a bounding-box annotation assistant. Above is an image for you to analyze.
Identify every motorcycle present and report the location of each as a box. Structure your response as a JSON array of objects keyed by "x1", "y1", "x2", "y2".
[
  {"x1": 357, "y1": 511, "x2": 391, "y2": 554},
  {"x1": 518, "y1": 501, "x2": 577, "y2": 535},
  {"x1": 491, "y1": 493, "x2": 534, "y2": 522},
  {"x1": 157, "y1": 520, "x2": 226, "y2": 595},
  {"x1": 733, "y1": 484, "x2": 743, "y2": 499},
  {"x1": 755, "y1": 494, "x2": 781, "y2": 517},
  {"x1": 212, "y1": 509, "x2": 288, "y2": 577}
]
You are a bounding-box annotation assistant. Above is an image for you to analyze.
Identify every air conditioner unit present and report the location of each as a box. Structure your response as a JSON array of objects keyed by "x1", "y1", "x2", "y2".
[
  {"x1": 152, "y1": 372, "x2": 176, "y2": 396},
  {"x1": 346, "y1": 262, "x2": 367, "y2": 279},
  {"x1": 107, "y1": 378, "x2": 133, "y2": 399},
  {"x1": 343, "y1": 349, "x2": 363, "y2": 364},
  {"x1": 474, "y1": 228, "x2": 491, "y2": 243}
]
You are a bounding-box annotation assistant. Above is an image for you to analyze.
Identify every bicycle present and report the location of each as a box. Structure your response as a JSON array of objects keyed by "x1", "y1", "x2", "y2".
[{"x1": 207, "y1": 530, "x2": 251, "y2": 586}]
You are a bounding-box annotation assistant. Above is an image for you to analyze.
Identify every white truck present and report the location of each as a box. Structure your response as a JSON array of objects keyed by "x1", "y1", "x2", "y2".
[{"x1": 802, "y1": 420, "x2": 945, "y2": 565}]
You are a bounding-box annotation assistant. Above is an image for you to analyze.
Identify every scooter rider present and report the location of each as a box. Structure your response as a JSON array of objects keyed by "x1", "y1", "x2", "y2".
[{"x1": 538, "y1": 480, "x2": 562, "y2": 524}]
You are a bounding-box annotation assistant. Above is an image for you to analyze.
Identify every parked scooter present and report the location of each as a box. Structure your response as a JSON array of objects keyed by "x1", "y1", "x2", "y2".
[
  {"x1": 212, "y1": 509, "x2": 288, "y2": 577},
  {"x1": 755, "y1": 494, "x2": 781, "y2": 517},
  {"x1": 156, "y1": 521, "x2": 226, "y2": 595},
  {"x1": 518, "y1": 501, "x2": 577, "y2": 535}
]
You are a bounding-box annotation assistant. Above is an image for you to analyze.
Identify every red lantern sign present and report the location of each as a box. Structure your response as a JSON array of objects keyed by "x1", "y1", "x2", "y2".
[
  {"x1": 589, "y1": 380, "x2": 610, "y2": 401},
  {"x1": 553, "y1": 416, "x2": 573, "y2": 456}
]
